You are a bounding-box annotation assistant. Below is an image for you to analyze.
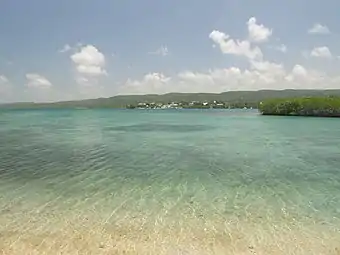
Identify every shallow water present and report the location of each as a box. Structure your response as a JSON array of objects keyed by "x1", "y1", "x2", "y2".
[{"x1": 0, "y1": 109, "x2": 340, "y2": 254}]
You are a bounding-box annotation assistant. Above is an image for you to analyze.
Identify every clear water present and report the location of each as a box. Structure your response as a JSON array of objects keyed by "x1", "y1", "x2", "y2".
[{"x1": 0, "y1": 109, "x2": 339, "y2": 254}]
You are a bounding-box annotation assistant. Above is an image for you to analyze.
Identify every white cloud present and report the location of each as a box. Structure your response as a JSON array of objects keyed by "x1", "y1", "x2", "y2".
[
  {"x1": 250, "y1": 61, "x2": 286, "y2": 84},
  {"x1": 70, "y1": 45, "x2": 107, "y2": 87},
  {"x1": 308, "y1": 23, "x2": 330, "y2": 34},
  {"x1": 76, "y1": 65, "x2": 106, "y2": 76},
  {"x1": 123, "y1": 73, "x2": 171, "y2": 94},
  {"x1": 149, "y1": 46, "x2": 169, "y2": 56},
  {"x1": 247, "y1": 17, "x2": 272, "y2": 43},
  {"x1": 274, "y1": 44, "x2": 287, "y2": 53},
  {"x1": 285, "y1": 65, "x2": 307, "y2": 82},
  {"x1": 285, "y1": 65, "x2": 328, "y2": 87},
  {"x1": 209, "y1": 30, "x2": 263, "y2": 60},
  {"x1": 71, "y1": 45, "x2": 107, "y2": 77},
  {"x1": 120, "y1": 63, "x2": 340, "y2": 95},
  {"x1": 59, "y1": 44, "x2": 72, "y2": 53},
  {"x1": 310, "y1": 46, "x2": 332, "y2": 58},
  {"x1": 291, "y1": 65, "x2": 307, "y2": 77},
  {"x1": 25, "y1": 73, "x2": 52, "y2": 88}
]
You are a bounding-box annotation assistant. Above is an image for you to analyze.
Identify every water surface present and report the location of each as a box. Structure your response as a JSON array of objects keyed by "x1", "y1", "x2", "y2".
[{"x1": 0, "y1": 109, "x2": 339, "y2": 254}]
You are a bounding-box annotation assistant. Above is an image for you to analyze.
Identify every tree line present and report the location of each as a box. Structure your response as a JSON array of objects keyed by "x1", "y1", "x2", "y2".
[{"x1": 258, "y1": 96, "x2": 340, "y2": 117}]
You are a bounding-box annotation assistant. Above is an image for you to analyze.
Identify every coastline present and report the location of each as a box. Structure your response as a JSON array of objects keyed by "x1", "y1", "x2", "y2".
[{"x1": 260, "y1": 112, "x2": 340, "y2": 118}]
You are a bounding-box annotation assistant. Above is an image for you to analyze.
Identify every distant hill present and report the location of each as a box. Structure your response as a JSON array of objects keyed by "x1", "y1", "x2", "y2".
[{"x1": 2, "y1": 89, "x2": 340, "y2": 109}]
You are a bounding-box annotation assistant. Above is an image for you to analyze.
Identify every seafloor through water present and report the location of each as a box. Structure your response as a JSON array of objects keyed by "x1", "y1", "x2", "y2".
[{"x1": 0, "y1": 109, "x2": 339, "y2": 254}]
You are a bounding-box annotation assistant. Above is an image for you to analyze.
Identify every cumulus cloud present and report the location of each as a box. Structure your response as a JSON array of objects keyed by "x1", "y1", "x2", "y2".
[
  {"x1": 285, "y1": 65, "x2": 329, "y2": 87},
  {"x1": 122, "y1": 15, "x2": 337, "y2": 96},
  {"x1": 70, "y1": 44, "x2": 107, "y2": 87},
  {"x1": 291, "y1": 65, "x2": 307, "y2": 77},
  {"x1": 25, "y1": 73, "x2": 52, "y2": 88},
  {"x1": 308, "y1": 23, "x2": 330, "y2": 34},
  {"x1": 249, "y1": 61, "x2": 286, "y2": 84},
  {"x1": 247, "y1": 17, "x2": 272, "y2": 43},
  {"x1": 119, "y1": 62, "x2": 339, "y2": 95},
  {"x1": 209, "y1": 30, "x2": 263, "y2": 60},
  {"x1": 71, "y1": 45, "x2": 106, "y2": 76},
  {"x1": 310, "y1": 46, "x2": 332, "y2": 58},
  {"x1": 123, "y1": 73, "x2": 171, "y2": 94},
  {"x1": 149, "y1": 46, "x2": 169, "y2": 56}
]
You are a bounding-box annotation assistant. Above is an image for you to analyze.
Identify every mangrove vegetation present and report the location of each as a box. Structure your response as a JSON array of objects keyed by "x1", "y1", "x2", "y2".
[{"x1": 259, "y1": 97, "x2": 340, "y2": 117}]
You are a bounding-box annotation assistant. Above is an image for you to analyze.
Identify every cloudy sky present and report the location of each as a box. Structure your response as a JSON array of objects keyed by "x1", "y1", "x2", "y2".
[{"x1": 0, "y1": 0, "x2": 340, "y2": 102}]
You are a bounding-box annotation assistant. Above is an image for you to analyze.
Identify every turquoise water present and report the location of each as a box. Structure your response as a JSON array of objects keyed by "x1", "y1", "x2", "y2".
[{"x1": 0, "y1": 109, "x2": 340, "y2": 254}]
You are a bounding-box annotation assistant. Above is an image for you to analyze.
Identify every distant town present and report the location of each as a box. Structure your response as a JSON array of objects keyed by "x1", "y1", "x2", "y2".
[{"x1": 126, "y1": 101, "x2": 254, "y2": 109}]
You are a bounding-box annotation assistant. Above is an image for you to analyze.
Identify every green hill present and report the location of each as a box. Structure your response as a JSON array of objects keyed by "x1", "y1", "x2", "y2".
[{"x1": 2, "y1": 89, "x2": 340, "y2": 109}]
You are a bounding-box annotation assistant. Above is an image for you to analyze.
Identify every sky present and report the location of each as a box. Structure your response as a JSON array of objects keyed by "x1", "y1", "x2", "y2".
[{"x1": 0, "y1": 0, "x2": 340, "y2": 102}]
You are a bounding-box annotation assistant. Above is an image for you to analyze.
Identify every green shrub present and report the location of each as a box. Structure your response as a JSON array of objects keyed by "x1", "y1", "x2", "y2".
[{"x1": 259, "y1": 97, "x2": 340, "y2": 117}]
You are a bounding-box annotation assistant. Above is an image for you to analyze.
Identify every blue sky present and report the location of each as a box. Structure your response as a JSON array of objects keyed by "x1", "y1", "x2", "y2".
[{"x1": 0, "y1": 0, "x2": 340, "y2": 102}]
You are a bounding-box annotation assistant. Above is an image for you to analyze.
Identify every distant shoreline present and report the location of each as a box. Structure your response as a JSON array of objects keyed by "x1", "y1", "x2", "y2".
[{"x1": 1, "y1": 89, "x2": 340, "y2": 110}]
